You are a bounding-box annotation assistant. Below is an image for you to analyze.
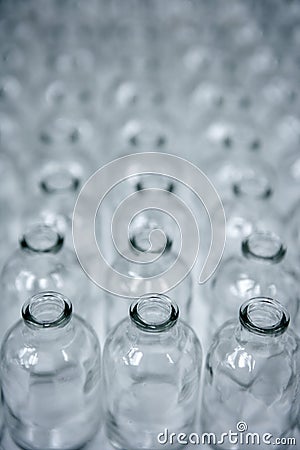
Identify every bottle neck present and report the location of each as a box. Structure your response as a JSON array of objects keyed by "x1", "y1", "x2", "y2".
[
  {"x1": 130, "y1": 293, "x2": 179, "y2": 333},
  {"x1": 20, "y1": 224, "x2": 64, "y2": 254},
  {"x1": 22, "y1": 292, "x2": 72, "y2": 330},
  {"x1": 239, "y1": 297, "x2": 289, "y2": 338},
  {"x1": 242, "y1": 231, "x2": 286, "y2": 264}
]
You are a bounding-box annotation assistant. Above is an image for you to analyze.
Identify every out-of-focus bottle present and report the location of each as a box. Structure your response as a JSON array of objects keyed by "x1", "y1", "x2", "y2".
[
  {"x1": 103, "y1": 293, "x2": 202, "y2": 450},
  {"x1": 0, "y1": 151, "x2": 22, "y2": 270},
  {"x1": 202, "y1": 297, "x2": 300, "y2": 450},
  {"x1": 23, "y1": 153, "x2": 92, "y2": 248},
  {"x1": 207, "y1": 231, "x2": 299, "y2": 336},
  {"x1": 104, "y1": 208, "x2": 193, "y2": 333},
  {"x1": 0, "y1": 223, "x2": 95, "y2": 342},
  {"x1": 0, "y1": 291, "x2": 102, "y2": 450}
]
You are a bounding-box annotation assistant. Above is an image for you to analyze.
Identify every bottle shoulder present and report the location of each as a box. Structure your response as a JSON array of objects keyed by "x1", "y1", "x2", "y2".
[
  {"x1": 0, "y1": 315, "x2": 100, "y2": 373},
  {"x1": 103, "y1": 318, "x2": 201, "y2": 369}
]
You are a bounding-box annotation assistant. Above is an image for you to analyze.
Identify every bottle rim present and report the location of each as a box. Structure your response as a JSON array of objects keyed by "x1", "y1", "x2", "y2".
[
  {"x1": 239, "y1": 296, "x2": 289, "y2": 337},
  {"x1": 241, "y1": 231, "x2": 286, "y2": 264},
  {"x1": 22, "y1": 291, "x2": 72, "y2": 329},
  {"x1": 130, "y1": 293, "x2": 179, "y2": 333},
  {"x1": 39, "y1": 167, "x2": 80, "y2": 195},
  {"x1": 20, "y1": 224, "x2": 64, "y2": 254}
]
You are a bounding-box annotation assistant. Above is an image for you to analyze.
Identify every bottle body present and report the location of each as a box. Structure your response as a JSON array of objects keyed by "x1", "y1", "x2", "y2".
[
  {"x1": 0, "y1": 224, "x2": 95, "y2": 342},
  {"x1": 207, "y1": 232, "x2": 299, "y2": 338},
  {"x1": 0, "y1": 292, "x2": 102, "y2": 450},
  {"x1": 103, "y1": 294, "x2": 202, "y2": 450},
  {"x1": 202, "y1": 298, "x2": 300, "y2": 450}
]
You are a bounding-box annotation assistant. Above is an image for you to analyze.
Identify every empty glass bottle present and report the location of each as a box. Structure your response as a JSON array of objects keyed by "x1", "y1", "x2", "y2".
[
  {"x1": 24, "y1": 152, "x2": 93, "y2": 248},
  {"x1": 208, "y1": 231, "x2": 299, "y2": 335},
  {"x1": 286, "y1": 199, "x2": 300, "y2": 258},
  {"x1": 202, "y1": 297, "x2": 300, "y2": 450},
  {"x1": 278, "y1": 147, "x2": 300, "y2": 214},
  {"x1": 0, "y1": 291, "x2": 102, "y2": 450},
  {"x1": 210, "y1": 167, "x2": 282, "y2": 257},
  {"x1": 0, "y1": 150, "x2": 22, "y2": 270},
  {"x1": 103, "y1": 293, "x2": 202, "y2": 450},
  {"x1": 104, "y1": 209, "x2": 193, "y2": 333},
  {"x1": 0, "y1": 223, "x2": 94, "y2": 342}
]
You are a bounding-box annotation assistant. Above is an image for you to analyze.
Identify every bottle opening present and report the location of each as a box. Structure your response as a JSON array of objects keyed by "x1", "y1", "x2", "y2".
[
  {"x1": 233, "y1": 173, "x2": 272, "y2": 199},
  {"x1": 130, "y1": 293, "x2": 179, "y2": 332},
  {"x1": 242, "y1": 231, "x2": 286, "y2": 263},
  {"x1": 40, "y1": 168, "x2": 80, "y2": 194},
  {"x1": 22, "y1": 291, "x2": 72, "y2": 329},
  {"x1": 20, "y1": 224, "x2": 64, "y2": 253},
  {"x1": 239, "y1": 297, "x2": 289, "y2": 337}
]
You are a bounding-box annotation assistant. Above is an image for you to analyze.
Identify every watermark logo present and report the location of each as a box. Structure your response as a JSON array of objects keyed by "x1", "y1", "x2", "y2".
[
  {"x1": 72, "y1": 152, "x2": 226, "y2": 297},
  {"x1": 157, "y1": 422, "x2": 296, "y2": 446}
]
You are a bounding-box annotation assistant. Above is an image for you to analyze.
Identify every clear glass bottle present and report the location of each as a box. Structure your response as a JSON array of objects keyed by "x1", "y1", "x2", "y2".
[
  {"x1": 202, "y1": 297, "x2": 300, "y2": 450},
  {"x1": 0, "y1": 291, "x2": 102, "y2": 450},
  {"x1": 0, "y1": 150, "x2": 22, "y2": 270},
  {"x1": 221, "y1": 171, "x2": 282, "y2": 256},
  {"x1": 24, "y1": 152, "x2": 93, "y2": 248},
  {"x1": 287, "y1": 200, "x2": 300, "y2": 263},
  {"x1": 0, "y1": 223, "x2": 94, "y2": 342},
  {"x1": 105, "y1": 209, "x2": 193, "y2": 333},
  {"x1": 208, "y1": 231, "x2": 299, "y2": 336},
  {"x1": 278, "y1": 147, "x2": 300, "y2": 215},
  {"x1": 103, "y1": 293, "x2": 202, "y2": 450}
]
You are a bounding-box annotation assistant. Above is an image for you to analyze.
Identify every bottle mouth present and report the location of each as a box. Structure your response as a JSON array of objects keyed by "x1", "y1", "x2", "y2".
[
  {"x1": 130, "y1": 293, "x2": 179, "y2": 332},
  {"x1": 40, "y1": 168, "x2": 80, "y2": 194},
  {"x1": 22, "y1": 291, "x2": 72, "y2": 329},
  {"x1": 233, "y1": 174, "x2": 272, "y2": 200},
  {"x1": 239, "y1": 297, "x2": 289, "y2": 337},
  {"x1": 122, "y1": 119, "x2": 168, "y2": 150},
  {"x1": 242, "y1": 231, "x2": 286, "y2": 263},
  {"x1": 20, "y1": 224, "x2": 64, "y2": 253}
]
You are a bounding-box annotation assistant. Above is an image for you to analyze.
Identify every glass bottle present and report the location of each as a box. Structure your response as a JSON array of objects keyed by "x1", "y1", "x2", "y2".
[
  {"x1": 208, "y1": 167, "x2": 282, "y2": 259},
  {"x1": 0, "y1": 150, "x2": 22, "y2": 270},
  {"x1": 202, "y1": 146, "x2": 275, "y2": 202},
  {"x1": 201, "y1": 297, "x2": 300, "y2": 450},
  {"x1": 0, "y1": 291, "x2": 102, "y2": 450},
  {"x1": 98, "y1": 118, "x2": 192, "y2": 262},
  {"x1": 0, "y1": 223, "x2": 94, "y2": 342},
  {"x1": 103, "y1": 293, "x2": 202, "y2": 450},
  {"x1": 278, "y1": 147, "x2": 300, "y2": 215},
  {"x1": 24, "y1": 153, "x2": 92, "y2": 249},
  {"x1": 104, "y1": 208, "x2": 193, "y2": 333},
  {"x1": 287, "y1": 200, "x2": 300, "y2": 261},
  {"x1": 207, "y1": 231, "x2": 299, "y2": 336},
  {"x1": 223, "y1": 171, "x2": 283, "y2": 256}
]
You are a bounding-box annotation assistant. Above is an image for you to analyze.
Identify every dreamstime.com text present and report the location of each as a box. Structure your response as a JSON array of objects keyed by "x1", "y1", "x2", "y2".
[{"x1": 157, "y1": 422, "x2": 296, "y2": 446}]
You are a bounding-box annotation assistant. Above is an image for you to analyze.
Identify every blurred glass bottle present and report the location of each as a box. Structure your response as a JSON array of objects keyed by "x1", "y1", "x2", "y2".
[
  {"x1": 287, "y1": 200, "x2": 300, "y2": 258},
  {"x1": 209, "y1": 165, "x2": 282, "y2": 257},
  {"x1": 23, "y1": 152, "x2": 92, "y2": 248},
  {"x1": 99, "y1": 121, "x2": 194, "y2": 263},
  {"x1": 104, "y1": 208, "x2": 193, "y2": 333},
  {"x1": 0, "y1": 291, "x2": 102, "y2": 450},
  {"x1": 0, "y1": 150, "x2": 22, "y2": 270},
  {"x1": 207, "y1": 231, "x2": 299, "y2": 336},
  {"x1": 203, "y1": 152, "x2": 274, "y2": 202},
  {"x1": 202, "y1": 297, "x2": 300, "y2": 450},
  {"x1": 278, "y1": 147, "x2": 300, "y2": 215},
  {"x1": 0, "y1": 223, "x2": 94, "y2": 342},
  {"x1": 103, "y1": 293, "x2": 202, "y2": 450}
]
